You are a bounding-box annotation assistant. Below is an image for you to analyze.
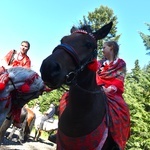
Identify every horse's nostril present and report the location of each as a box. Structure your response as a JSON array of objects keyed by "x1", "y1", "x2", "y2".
[
  {"x1": 49, "y1": 61, "x2": 61, "y2": 77},
  {"x1": 40, "y1": 60, "x2": 61, "y2": 81}
]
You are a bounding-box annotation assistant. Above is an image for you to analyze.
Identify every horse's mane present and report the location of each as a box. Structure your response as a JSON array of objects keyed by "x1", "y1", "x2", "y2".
[
  {"x1": 71, "y1": 24, "x2": 93, "y2": 34},
  {"x1": 79, "y1": 25, "x2": 93, "y2": 33}
]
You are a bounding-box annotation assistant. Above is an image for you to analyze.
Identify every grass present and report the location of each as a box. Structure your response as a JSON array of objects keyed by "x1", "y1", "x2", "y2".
[
  {"x1": 31, "y1": 127, "x2": 49, "y2": 140},
  {"x1": 31, "y1": 127, "x2": 56, "y2": 140}
]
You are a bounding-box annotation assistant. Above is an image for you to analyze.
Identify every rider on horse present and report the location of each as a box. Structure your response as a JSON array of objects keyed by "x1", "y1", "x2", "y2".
[{"x1": 39, "y1": 103, "x2": 55, "y2": 129}]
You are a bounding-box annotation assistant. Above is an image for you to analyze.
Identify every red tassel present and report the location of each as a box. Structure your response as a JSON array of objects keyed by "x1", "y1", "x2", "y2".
[
  {"x1": 20, "y1": 83, "x2": 30, "y2": 93},
  {"x1": 0, "y1": 73, "x2": 9, "y2": 91},
  {"x1": 87, "y1": 59, "x2": 98, "y2": 72},
  {"x1": 0, "y1": 83, "x2": 5, "y2": 91}
]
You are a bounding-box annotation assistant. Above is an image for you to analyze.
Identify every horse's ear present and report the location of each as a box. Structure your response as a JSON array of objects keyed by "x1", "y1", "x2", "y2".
[
  {"x1": 70, "y1": 26, "x2": 77, "y2": 33},
  {"x1": 93, "y1": 21, "x2": 113, "y2": 40}
]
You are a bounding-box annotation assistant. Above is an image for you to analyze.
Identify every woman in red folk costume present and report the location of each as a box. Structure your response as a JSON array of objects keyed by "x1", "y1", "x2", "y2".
[
  {"x1": 96, "y1": 41, "x2": 130, "y2": 150},
  {"x1": 1, "y1": 40, "x2": 31, "y2": 69},
  {"x1": 0, "y1": 41, "x2": 31, "y2": 126}
]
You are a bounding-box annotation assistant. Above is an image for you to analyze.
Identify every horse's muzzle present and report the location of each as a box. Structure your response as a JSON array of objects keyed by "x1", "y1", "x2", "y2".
[{"x1": 40, "y1": 58, "x2": 63, "y2": 88}]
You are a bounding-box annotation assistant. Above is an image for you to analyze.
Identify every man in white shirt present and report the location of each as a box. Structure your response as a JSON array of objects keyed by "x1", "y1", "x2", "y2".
[{"x1": 39, "y1": 104, "x2": 55, "y2": 129}]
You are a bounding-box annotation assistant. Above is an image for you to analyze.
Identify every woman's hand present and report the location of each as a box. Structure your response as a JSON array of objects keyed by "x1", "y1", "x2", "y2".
[{"x1": 103, "y1": 85, "x2": 117, "y2": 93}]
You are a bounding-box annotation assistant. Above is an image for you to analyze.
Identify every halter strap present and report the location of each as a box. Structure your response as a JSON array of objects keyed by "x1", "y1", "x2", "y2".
[{"x1": 53, "y1": 44, "x2": 80, "y2": 67}]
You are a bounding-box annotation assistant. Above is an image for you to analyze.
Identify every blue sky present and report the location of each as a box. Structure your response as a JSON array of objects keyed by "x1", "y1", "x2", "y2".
[{"x1": 0, "y1": 0, "x2": 149, "y2": 74}]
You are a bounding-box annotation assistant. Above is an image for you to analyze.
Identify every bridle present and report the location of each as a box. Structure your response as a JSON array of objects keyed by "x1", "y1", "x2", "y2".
[{"x1": 53, "y1": 30, "x2": 98, "y2": 85}]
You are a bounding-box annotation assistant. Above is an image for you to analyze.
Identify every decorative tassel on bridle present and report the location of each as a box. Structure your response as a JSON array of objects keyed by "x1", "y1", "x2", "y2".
[
  {"x1": 19, "y1": 73, "x2": 39, "y2": 93},
  {"x1": 87, "y1": 58, "x2": 98, "y2": 72},
  {"x1": 0, "y1": 73, "x2": 9, "y2": 91}
]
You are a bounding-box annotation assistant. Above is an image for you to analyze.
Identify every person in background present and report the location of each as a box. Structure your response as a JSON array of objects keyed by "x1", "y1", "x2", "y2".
[
  {"x1": 96, "y1": 41, "x2": 130, "y2": 150},
  {"x1": 1, "y1": 40, "x2": 31, "y2": 69},
  {"x1": 0, "y1": 41, "x2": 31, "y2": 127},
  {"x1": 39, "y1": 103, "x2": 55, "y2": 129}
]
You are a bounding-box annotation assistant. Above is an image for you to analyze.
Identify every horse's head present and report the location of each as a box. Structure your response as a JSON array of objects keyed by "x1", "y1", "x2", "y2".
[
  {"x1": 0, "y1": 67, "x2": 45, "y2": 108},
  {"x1": 40, "y1": 22, "x2": 113, "y2": 88}
]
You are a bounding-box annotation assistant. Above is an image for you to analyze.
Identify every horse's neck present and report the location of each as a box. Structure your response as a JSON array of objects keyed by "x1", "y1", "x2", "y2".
[
  {"x1": 60, "y1": 72, "x2": 106, "y2": 136},
  {"x1": 68, "y1": 70, "x2": 104, "y2": 112},
  {"x1": 69, "y1": 84, "x2": 102, "y2": 106},
  {"x1": 76, "y1": 70, "x2": 97, "y2": 91}
]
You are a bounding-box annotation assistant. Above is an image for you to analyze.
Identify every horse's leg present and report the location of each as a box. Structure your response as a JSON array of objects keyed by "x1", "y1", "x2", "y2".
[
  {"x1": 34, "y1": 128, "x2": 39, "y2": 141},
  {"x1": 34, "y1": 129, "x2": 37, "y2": 140},
  {"x1": 23, "y1": 124, "x2": 29, "y2": 142},
  {"x1": 29, "y1": 114, "x2": 35, "y2": 134},
  {"x1": 25, "y1": 113, "x2": 36, "y2": 141},
  {"x1": 19, "y1": 114, "x2": 28, "y2": 143},
  {"x1": 34, "y1": 118, "x2": 43, "y2": 141},
  {"x1": 36, "y1": 130, "x2": 41, "y2": 141},
  {"x1": 0, "y1": 118, "x2": 12, "y2": 144},
  {"x1": 18, "y1": 128, "x2": 24, "y2": 144},
  {"x1": 34, "y1": 129, "x2": 41, "y2": 141}
]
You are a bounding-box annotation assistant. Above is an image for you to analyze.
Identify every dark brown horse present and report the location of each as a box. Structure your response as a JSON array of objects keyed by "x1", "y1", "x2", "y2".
[
  {"x1": 7, "y1": 106, "x2": 35, "y2": 143},
  {"x1": 40, "y1": 22, "x2": 121, "y2": 149}
]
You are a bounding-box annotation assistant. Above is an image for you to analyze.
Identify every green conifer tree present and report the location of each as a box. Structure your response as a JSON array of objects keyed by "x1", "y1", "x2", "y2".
[
  {"x1": 139, "y1": 23, "x2": 150, "y2": 55},
  {"x1": 79, "y1": 5, "x2": 120, "y2": 59}
]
